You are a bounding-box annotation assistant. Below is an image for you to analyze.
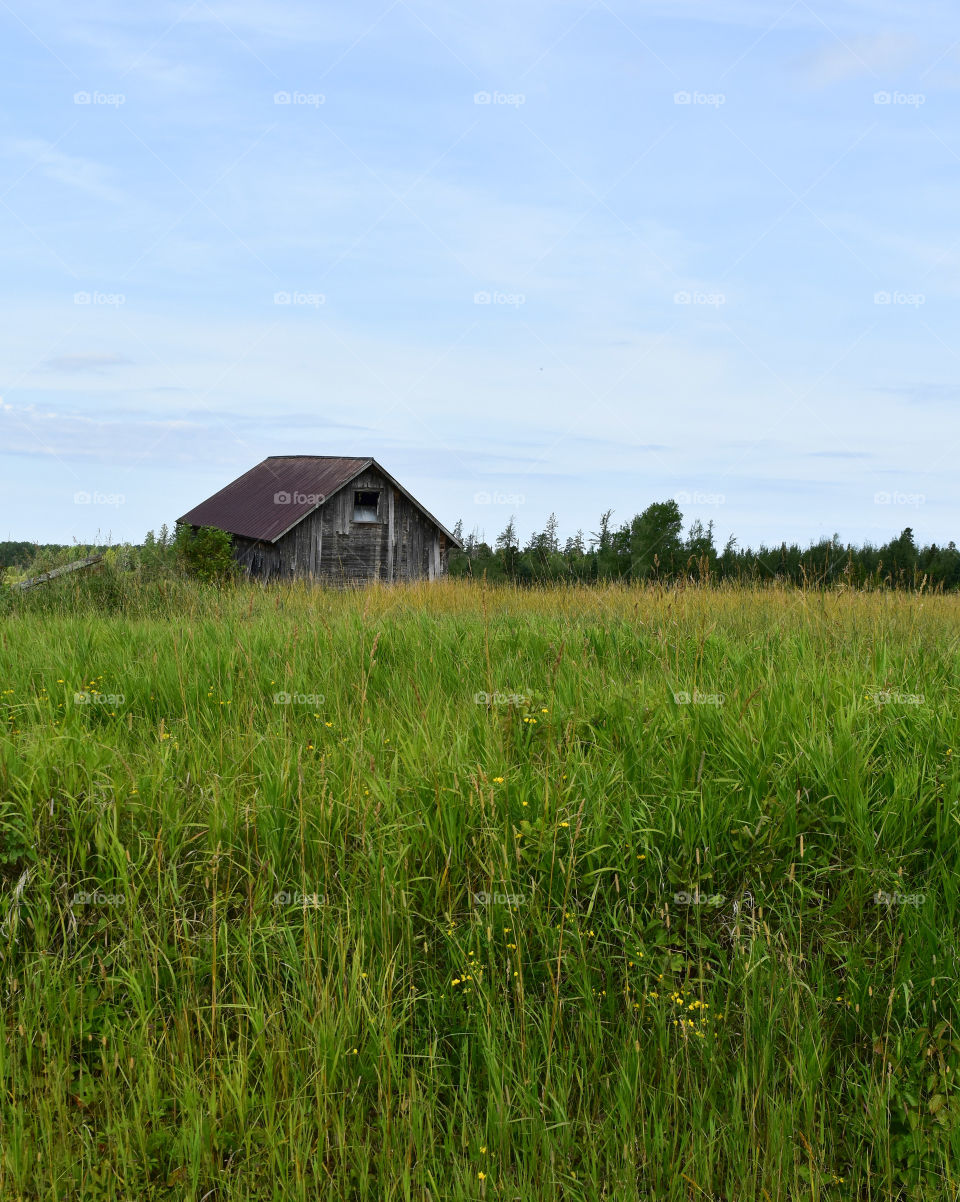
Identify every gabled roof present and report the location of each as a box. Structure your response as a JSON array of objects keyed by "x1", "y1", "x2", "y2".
[{"x1": 177, "y1": 456, "x2": 462, "y2": 546}]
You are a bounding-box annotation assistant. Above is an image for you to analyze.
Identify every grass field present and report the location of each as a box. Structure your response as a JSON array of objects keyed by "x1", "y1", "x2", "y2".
[{"x1": 2, "y1": 576, "x2": 960, "y2": 1200}]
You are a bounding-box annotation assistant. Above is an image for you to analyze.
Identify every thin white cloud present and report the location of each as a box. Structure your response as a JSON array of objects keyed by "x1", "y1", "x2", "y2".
[
  {"x1": 44, "y1": 352, "x2": 132, "y2": 372},
  {"x1": 800, "y1": 31, "x2": 919, "y2": 85},
  {"x1": 5, "y1": 139, "x2": 123, "y2": 203}
]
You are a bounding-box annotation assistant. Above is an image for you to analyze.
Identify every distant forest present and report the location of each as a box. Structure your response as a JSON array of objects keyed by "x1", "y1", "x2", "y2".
[
  {"x1": 0, "y1": 541, "x2": 101, "y2": 569},
  {"x1": 2, "y1": 498, "x2": 958, "y2": 588},
  {"x1": 447, "y1": 500, "x2": 960, "y2": 588}
]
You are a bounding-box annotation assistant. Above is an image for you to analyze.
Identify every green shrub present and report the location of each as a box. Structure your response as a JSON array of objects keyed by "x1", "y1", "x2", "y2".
[{"x1": 173, "y1": 523, "x2": 237, "y2": 583}]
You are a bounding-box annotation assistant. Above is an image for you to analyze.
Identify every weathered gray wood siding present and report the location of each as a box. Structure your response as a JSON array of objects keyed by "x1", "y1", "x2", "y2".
[
  {"x1": 317, "y1": 466, "x2": 387, "y2": 583},
  {"x1": 277, "y1": 506, "x2": 326, "y2": 577},
  {"x1": 227, "y1": 466, "x2": 449, "y2": 583},
  {"x1": 232, "y1": 534, "x2": 283, "y2": 578},
  {"x1": 391, "y1": 486, "x2": 447, "y2": 581}
]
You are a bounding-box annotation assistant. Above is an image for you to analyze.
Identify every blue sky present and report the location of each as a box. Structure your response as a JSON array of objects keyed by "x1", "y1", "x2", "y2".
[{"x1": 2, "y1": 0, "x2": 959, "y2": 549}]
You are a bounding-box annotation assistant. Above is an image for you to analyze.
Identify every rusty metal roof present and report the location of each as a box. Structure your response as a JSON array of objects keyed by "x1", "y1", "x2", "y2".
[{"x1": 177, "y1": 456, "x2": 462, "y2": 546}]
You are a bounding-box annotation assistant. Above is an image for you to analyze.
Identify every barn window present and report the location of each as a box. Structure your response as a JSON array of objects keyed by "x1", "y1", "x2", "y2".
[{"x1": 353, "y1": 490, "x2": 380, "y2": 522}]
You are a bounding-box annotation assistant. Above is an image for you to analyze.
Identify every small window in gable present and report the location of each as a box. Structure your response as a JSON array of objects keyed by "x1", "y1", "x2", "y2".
[{"x1": 353, "y1": 490, "x2": 380, "y2": 522}]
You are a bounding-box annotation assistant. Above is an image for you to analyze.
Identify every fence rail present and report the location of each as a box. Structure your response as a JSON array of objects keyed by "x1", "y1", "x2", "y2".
[{"x1": 12, "y1": 554, "x2": 104, "y2": 592}]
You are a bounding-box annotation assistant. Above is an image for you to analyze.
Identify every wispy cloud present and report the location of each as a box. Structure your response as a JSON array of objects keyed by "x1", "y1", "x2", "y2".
[
  {"x1": 800, "y1": 31, "x2": 919, "y2": 85},
  {"x1": 44, "y1": 352, "x2": 132, "y2": 373},
  {"x1": 872, "y1": 382, "x2": 960, "y2": 404},
  {"x1": 5, "y1": 139, "x2": 123, "y2": 203}
]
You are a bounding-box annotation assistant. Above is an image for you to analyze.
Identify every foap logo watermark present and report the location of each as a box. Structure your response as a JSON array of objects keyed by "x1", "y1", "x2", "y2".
[
  {"x1": 473, "y1": 690, "x2": 530, "y2": 706},
  {"x1": 674, "y1": 690, "x2": 725, "y2": 707},
  {"x1": 870, "y1": 689, "x2": 925, "y2": 706},
  {"x1": 474, "y1": 90, "x2": 525, "y2": 107},
  {"x1": 675, "y1": 489, "x2": 725, "y2": 506},
  {"x1": 473, "y1": 890, "x2": 525, "y2": 906},
  {"x1": 674, "y1": 90, "x2": 725, "y2": 107},
  {"x1": 874, "y1": 290, "x2": 924, "y2": 307},
  {"x1": 74, "y1": 90, "x2": 126, "y2": 107},
  {"x1": 874, "y1": 91, "x2": 925, "y2": 108},
  {"x1": 274, "y1": 290, "x2": 325, "y2": 307},
  {"x1": 674, "y1": 290, "x2": 725, "y2": 307},
  {"x1": 71, "y1": 890, "x2": 123, "y2": 905},
  {"x1": 74, "y1": 291, "x2": 125, "y2": 306},
  {"x1": 74, "y1": 691, "x2": 125, "y2": 706},
  {"x1": 474, "y1": 290, "x2": 525, "y2": 307},
  {"x1": 272, "y1": 690, "x2": 326, "y2": 706},
  {"x1": 673, "y1": 891, "x2": 725, "y2": 906},
  {"x1": 274, "y1": 90, "x2": 325, "y2": 107},
  {"x1": 273, "y1": 490, "x2": 325, "y2": 506},
  {"x1": 273, "y1": 890, "x2": 324, "y2": 907},
  {"x1": 74, "y1": 490, "x2": 125, "y2": 507},
  {"x1": 874, "y1": 491, "x2": 925, "y2": 507},
  {"x1": 874, "y1": 890, "x2": 925, "y2": 907},
  {"x1": 474, "y1": 490, "x2": 526, "y2": 505}
]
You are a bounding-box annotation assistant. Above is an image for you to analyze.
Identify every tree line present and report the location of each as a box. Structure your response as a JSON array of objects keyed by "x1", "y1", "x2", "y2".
[
  {"x1": 3, "y1": 502, "x2": 957, "y2": 589},
  {"x1": 448, "y1": 501, "x2": 960, "y2": 588}
]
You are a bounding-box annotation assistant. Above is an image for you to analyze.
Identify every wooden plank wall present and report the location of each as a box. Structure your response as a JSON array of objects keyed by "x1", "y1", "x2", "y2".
[
  {"x1": 232, "y1": 535, "x2": 282, "y2": 578},
  {"x1": 319, "y1": 466, "x2": 387, "y2": 583}
]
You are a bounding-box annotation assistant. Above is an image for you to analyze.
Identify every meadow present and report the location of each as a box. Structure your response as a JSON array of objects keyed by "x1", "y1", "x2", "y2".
[{"x1": 1, "y1": 575, "x2": 959, "y2": 1200}]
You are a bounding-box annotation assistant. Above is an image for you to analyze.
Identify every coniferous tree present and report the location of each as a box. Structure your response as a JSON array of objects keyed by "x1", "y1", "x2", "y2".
[{"x1": 495, "y1": 516, "x2": 519, "y2": 577}]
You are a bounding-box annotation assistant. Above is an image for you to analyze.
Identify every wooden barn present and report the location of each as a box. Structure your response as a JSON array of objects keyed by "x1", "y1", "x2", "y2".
[{"x1": 177, "y1": 456, "x2": 461, "y2": 583}]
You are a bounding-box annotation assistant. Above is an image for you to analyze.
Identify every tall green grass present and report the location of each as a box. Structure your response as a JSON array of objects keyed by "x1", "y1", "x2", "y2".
[{"x1": 2, "y1": 576, "x2": 960, "y2": 1200}]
